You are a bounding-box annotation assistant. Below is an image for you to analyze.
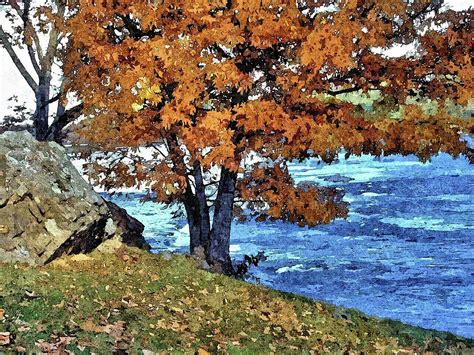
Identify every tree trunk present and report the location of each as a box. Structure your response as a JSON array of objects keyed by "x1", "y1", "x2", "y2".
[
  {"x1": 34, "y1": 75, "x2": 51, "y2": 141},
  {"x1": 183, "y1": 162, "x2": 211, "y2": 255},
  {"x1": 209, "y1": 168, "x2": 237, "y2": 275},
  {"x1": 183, "y1": 196, "x2": 205, "y2": 253}
]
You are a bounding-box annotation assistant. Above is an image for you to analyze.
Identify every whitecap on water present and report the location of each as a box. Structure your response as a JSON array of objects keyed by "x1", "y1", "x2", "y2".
[{"x1": 381, "y1": 216, "x2": 474, "y2": 232}]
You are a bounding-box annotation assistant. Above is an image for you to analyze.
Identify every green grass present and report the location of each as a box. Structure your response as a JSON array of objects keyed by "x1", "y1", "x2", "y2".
[{"x1": 0, "y1": 247, "x2": 472, "y2": 354}]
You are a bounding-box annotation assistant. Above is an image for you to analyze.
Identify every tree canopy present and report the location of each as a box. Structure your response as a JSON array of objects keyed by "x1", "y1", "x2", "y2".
[{"x1": 65, "y1": 0, "x2": 473, "y2": 273}]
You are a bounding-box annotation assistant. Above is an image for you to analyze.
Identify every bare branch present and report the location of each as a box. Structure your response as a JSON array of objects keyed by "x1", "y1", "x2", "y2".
[
  {"x1": 20, "y1": 0, "x2": 41, "y2": 75},
  {"x1": 7, "y1": 0, "x2": 22, "y2": 14},
  {"x1": 326, "y1": 86, "x2": 380, "y2": 96},
  {"x1": 27, "y1": 45, "x2": 41, "y2": 75},
  {"x1": 204, "y1": 181, "x2": 219, "y2": 187},
  {"x1": 327, "y1": 86, "x2": 362, "y2": 96},
  {"x1": 46, "y1": 103, "x2": 83, "y2": 142},
  {"x1": 9, "y1": 0, "x2": 44, "y2": 62},
  {"x1": 43, "y1": 2, "x2": 66, "y2": 69},
  {"x1": 151, "y1": 143, "x2": 169, "y2": 160},
  {"x1": 0, "y1": 25, "x2": 38, "y2": 92},
  {"x1": 39, "y1": 92, "x2": 61, "y2": 109}
]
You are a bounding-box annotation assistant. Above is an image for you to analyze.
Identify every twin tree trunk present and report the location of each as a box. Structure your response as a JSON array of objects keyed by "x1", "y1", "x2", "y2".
[{"x1": 184, "y1": 166, "x2": 237, "y2": 275}]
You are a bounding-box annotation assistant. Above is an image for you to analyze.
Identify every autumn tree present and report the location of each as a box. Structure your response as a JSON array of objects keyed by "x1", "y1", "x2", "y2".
[
  {"x1": 0, "y1": 0, "x2": 80, "y2": 141},
  {"x1": 65, "y1": 0, "x2": 473, "y2": 274}
]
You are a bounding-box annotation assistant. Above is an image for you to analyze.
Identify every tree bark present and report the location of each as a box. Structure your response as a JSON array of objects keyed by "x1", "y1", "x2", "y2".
[
  {"x1": 34, "y1": 75, "x2": 51, "y2": 141},
  {"x1": 183, "y1": 162, "x2": 211, "y2": 255},
  {"x1": 192, "y1": 162, "x2": 211, "y2": 252},
  {"x1": 184, "y1": 197, "x2": 204, "y2": 254},
  {"x1": 209, "y1": 168, "x2": 237, "y2": 275}
]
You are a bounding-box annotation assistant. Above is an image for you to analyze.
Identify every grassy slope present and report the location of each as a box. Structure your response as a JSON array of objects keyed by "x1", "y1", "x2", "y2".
[{"x1": 0, "y1": 247, "x2": 472, "y2": 354}]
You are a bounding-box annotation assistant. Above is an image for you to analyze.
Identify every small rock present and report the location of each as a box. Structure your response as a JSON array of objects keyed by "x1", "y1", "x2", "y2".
[
  {"x1": 104, "y1": 218, "x2": 117, "y2": 236},
  {"x1": 200, "y1": 260, "x2": 211, "y2": 270},
  {"x1": 96, "y1": 237, "x2": 123, "y2": 254},
  {"x1": 161, "y1": 252, "x2": 172, "y2": 261}
]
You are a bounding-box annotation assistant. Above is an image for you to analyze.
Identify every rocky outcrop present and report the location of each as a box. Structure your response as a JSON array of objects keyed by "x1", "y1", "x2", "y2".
[{"x1": 0, "y1": 131, "x2": 150, "y2": 265}]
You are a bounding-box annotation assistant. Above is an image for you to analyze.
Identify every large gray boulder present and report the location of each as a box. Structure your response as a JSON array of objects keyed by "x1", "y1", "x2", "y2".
[{"x1": 0, "y1": 131, "x2": 150, "y2": 265}]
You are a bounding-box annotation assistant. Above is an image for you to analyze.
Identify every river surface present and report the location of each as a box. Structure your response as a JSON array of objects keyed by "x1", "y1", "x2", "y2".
[{"x1": 106, "y1": 153, "x2": 474, "y2": 338}]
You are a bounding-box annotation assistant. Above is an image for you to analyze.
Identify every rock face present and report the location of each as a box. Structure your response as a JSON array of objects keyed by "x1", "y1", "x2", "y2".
[{"x1": 0, "y1": 131, "x2": 150, "y2": 265}]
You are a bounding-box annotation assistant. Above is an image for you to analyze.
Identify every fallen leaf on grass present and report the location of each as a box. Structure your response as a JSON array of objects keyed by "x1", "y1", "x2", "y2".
[
  {"x1": 0, "y1": 332, "x2": 11, "y2": 346},
  {"x1": 80, "y1": 319, "x2": 103, "y2": 333},
  {"x1": 170, "y1": 306, "x2": 184, "y2": 315},
  {"x1": 80, "y1": 320, "x2": 127, "y2": 342},
  {"x1": 70, "y1": 254, "x2": 93, "y2": 262},
  {"x1": 35, "y1": 337, "x2": 75, "y2": 353},
  {"x1": 180, "y1": 297, "x2": 193, "y2": 306},
  {"x1": 23, "y1": 290, "x2": 39, "y2": 300},
  {"x1": 103, "y1": 320, "x2": 126, "y2": 340},
  {"x1": 18, "y1": 325, "x2": 31, "y2": 332},
  {"x1": 0, "y1": 308, "x2": 4, "y2": 320},
  {"x1": 199, "y1": 289, "x2": 209, "y2": 295},
  {"x1": 53, "y1": 300, "x2": 65, "y2": 308},
  {"x1": 121, "y1": 298, "x2": 139, "y2": 307},
  {"x1": 51, "y1": 259, "x2": 69, "y2": 268},
  {"x1": 156, "y1": 319, "x2": 167, "y2": 329}
]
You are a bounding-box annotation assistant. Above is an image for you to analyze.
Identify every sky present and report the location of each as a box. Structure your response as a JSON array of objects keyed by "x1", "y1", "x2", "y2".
[{"x1": 0, "y1": 0, "x2": 473, "y2": 118}]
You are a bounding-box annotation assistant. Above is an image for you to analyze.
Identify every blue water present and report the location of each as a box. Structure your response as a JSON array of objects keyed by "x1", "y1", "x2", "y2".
[{"x1": 106, "y1": 153, "x2": 474, "y2": 338}]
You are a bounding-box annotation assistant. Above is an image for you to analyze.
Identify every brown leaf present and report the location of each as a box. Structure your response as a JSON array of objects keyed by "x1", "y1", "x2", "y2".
[
  {"x1": 18, "y1": 325, "x2": 31, "y2": 332},
  {"x1": 80, "y1": 319, "x2": 103, "y2": 333},
  {"x1": 0, "y1": 332, "x2": 11, "y2": 346},
  {"x1": 103, "y1": 321, "x2": 126, "y2": 341},
  {"x1": 35, "y1": 337, "x2": 75, "y2": 353},
  {"x1": 170, "y1": 306, "x2": 184, "y2": 315},
  {"x1": 53, "y1": 300, "x2": 65, "y2": 309}
]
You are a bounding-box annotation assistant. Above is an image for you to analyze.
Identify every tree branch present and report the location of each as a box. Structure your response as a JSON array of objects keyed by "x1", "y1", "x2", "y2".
[
  {"x1": 38, "y1": 92, "x2": 61, "y2": 109},
  {"x1": 326, "y1": 86, "x2": 380, "y2": 96},
  {"x1": 0, "y1": 25, "x2": 38, "y2": 92},
  {"x1": 46, "y1": 103, "x2": 83, "y2": 142},
  {"x1": 9, "y1": 0, "x2": 44, "y2": 62},
  {"x1": 43, "y1": 1, "x2": 65, "y2": 70},
  {"x1": 150, "y1": 143, "x2": 169, "y2": 160},
  {"x1": 327, "y1": 86, "x2": 362, "y2": 96},
  {"x1": 20, "y1": 0, "x2": 41, "y2": 75},
  {"x1": 27, "y1": 45, "x2": 41, "y2": 75}
]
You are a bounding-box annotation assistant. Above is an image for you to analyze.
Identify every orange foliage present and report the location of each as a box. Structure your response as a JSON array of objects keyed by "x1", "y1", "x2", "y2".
[{"x1": 65, "y1": 0, "x2": 473, "y2": 228}]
